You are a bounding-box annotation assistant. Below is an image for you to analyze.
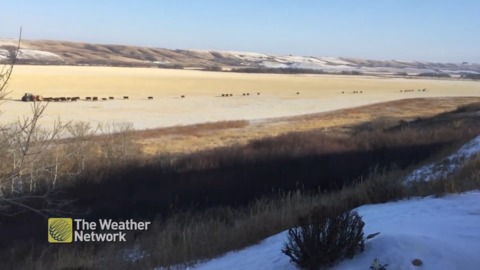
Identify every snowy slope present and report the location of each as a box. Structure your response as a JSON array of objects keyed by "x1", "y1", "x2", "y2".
[
  {"x1": 205, "y1": 50, "x2": 480, "y2": 74},
  {"x1": 2, "y1": 39, "x2": 480, "y2": 73},
  {"x1": 191, "y1": 191, "x2": 480, "y2": 270},
  {"x1": 17, "y1": 49, "x2": 64, "y2": 62},
  {"x1": 0, "y1": 48, "x2": 64, "y2": 63},
  {"x1": 405, "y1": 135, "x2": 480, "y2": 182}
]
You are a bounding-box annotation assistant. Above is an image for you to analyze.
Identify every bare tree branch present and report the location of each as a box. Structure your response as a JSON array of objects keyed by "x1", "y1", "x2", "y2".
[{"x1": 0, "y1": 27, "x2": 21, "y2": 100}]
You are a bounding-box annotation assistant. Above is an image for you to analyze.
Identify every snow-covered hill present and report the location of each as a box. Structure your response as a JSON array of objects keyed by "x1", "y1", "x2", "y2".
[
  {"x1": 191, "y1": 191, "x2": 480, "y2": 270},
  {"x1": 0, "y1": 48, "x2": 64, "y2": 64},
  {"x1": 1, "y1": 39, "x2": 479, "y2": 75}
]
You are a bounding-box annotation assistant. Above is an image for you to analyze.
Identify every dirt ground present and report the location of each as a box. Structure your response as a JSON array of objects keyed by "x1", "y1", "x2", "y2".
[{"x1": 2, "y1": 65, "x2": 480, "y2": 154}]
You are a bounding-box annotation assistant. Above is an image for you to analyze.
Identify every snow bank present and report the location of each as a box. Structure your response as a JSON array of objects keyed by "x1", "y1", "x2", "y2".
[
  {"x1": 190, "y1": 49, "x2": 478, "y2": 74},
  {"x1": 206, "y1": 50, "x2": 357, "y2": 70},
  {"x1": 0, "y1": 48, "x2": 64, "y2": 62},
  {"x1": 17, "y1": 49, "x2": 64, "y2": 62},
  {"x1": 405, "y1": 135, "x2": 480, "y2": 182},
  {"x1": 190, "y1": 191, "x2": 480, "y2": 270},
  {"x1": 219, "y1": 51, "x2": 271, "y2": 62},
  {"x1": 0, "y1": 49, "x2": 8, "y2": 60}
]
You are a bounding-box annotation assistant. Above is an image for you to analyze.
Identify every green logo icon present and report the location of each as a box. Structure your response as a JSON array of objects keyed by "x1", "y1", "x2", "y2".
[{"x1": 48, "y1": 218, "x2": 73, "y2": 243}]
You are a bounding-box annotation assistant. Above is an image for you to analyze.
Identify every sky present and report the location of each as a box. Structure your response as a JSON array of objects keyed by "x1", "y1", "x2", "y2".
[{"x1": 1, "y1": 0, "x2": 480, "y2": 63}]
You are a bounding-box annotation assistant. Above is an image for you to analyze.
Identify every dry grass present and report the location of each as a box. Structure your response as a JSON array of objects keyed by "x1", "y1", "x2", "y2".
[
  {"x1": 10, "y1": 65, "x2": 479, "y2": 97},
  {"x1": 2, "y1": 105, "x2": 480, "y2": 269},
  {"x1": 4, "y1": 65, "x2": 479, "y2": 139},
  {"x1": 135, "y1": 97, "x2": 480, "y2": 155},
  {"x1": 409, "y1": 154, "x2": 480, "y2": 197},
  {"x1": 2, "y1": 66, "x2": 480, "y2": 269},
  {"x1": 5, "y1": 169, "x2": 405, "y2": 270},
  {"x1": 5, "y1": 65, "x2": 480, "y2": 155},
  {"x1": 9, "y1": 155, "x2": 475, "y2": 270}
]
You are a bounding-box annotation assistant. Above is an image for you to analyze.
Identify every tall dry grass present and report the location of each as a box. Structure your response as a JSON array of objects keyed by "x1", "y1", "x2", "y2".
[{"x1": 1, "y1": 102, "x2": 480, "y2": 269}]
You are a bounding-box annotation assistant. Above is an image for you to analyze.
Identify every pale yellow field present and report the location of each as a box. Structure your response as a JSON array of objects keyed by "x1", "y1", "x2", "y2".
[{"x1": 2, "y1": 65, "x2": 480, "y2": 131}]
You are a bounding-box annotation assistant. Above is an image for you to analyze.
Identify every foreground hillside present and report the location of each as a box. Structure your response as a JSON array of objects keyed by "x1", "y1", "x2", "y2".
[
  {"x1": 193, "y1": 191, "x2": 480, "y2": 270},
  {"x1": 1, "y1": 38, "x2": 480, "y2": 75},
  {"x1": 1, "y1": 100, "x2": 479, "y2": 269},
  {"x1": 192, "y1": 134, "x2": 480, "y2": 270}
]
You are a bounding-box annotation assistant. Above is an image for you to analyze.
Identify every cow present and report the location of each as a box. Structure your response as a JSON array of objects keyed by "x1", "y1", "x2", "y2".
[{"x1": 21, "y1": 93, "x2": 34, "y2": 102}]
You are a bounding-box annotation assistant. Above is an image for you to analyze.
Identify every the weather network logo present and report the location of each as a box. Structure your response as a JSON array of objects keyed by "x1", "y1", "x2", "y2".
[
  {"x1": 48, "y1": 218, "x2": 73, "y2": 243},
  {"x1": 48, "y1": 217, "x2": 151, "y2": 243}
]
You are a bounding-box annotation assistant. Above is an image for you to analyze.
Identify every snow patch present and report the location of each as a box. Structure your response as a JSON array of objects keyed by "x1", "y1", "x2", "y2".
[
  {"x1": 0, "y1": 48, "x2": 64, "y2": 62},
  {"x1": 189, "y1": 191, "x2": 480, "y2": 270},
  {"x1": 17, "y1": 49, "x2": 64, "y2": 62},
  {"x1": 405, "y1": 135, "x2": 480, "y2": 182},
  {"x1": 204, "y1": 50, "x2": 357, "y2": 70},
  {"x1": 216, "y1": 51, "x2": 271, "y2": 62},
  {"x1": 122, "y1": 245, "x2": 148, "y2": 263},
  {"x1": 261, "y1": 61, "x2": 289, "y2": 68},
  {"x1": 0, "y1": 49, "x2": 8, "y2": 60}
]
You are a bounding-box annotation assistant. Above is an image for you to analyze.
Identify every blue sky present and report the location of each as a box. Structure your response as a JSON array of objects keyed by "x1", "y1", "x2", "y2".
[{"x1": 2, "y1": 0, "x2": 479, "y2": 63}]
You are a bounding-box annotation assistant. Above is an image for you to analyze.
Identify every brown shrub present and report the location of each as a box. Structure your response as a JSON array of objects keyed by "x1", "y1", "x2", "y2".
[{"x1": 282, "y1": 207, "x2": 365, "y2": 270}]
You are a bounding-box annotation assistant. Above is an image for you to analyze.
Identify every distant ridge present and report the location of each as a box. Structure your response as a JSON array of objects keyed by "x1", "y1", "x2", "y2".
[{"x1": 1, "y1": 39, "x2": 479, "y2": 75}]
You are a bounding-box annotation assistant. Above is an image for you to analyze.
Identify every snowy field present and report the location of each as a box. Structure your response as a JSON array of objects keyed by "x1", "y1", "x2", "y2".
[
  {"x1": 2, "y1": 65, "x2": 480, "y2": 130},
  {"x1": 191, "y1": 191, "x2": 480, "y2": 270}
]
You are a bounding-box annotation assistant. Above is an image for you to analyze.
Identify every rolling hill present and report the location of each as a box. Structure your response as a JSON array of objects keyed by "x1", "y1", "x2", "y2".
[{"x1": 1, "y1": 38, "x2": 480, "y2": 76}]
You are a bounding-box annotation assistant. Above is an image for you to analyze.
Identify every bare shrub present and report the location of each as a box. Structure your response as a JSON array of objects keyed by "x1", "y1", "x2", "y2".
[
  {"x1": 0, "y1": 30, "x2": 20, "y2": 100},
  {"x1": 0, "y1": 29, "x2": 72, "y2": 216},
  {"x1": 65, "y1": 121, "x2": 98, "y2": 175},
  {"x1": 282, "y1": 207, "x2": 365, "y2": 269},
  {"x1": 0, "y1": 102, "x2": 71, "y2": 215},
  {"x1": 97, "y1": 122, "x2": 134, "y2": 166}
]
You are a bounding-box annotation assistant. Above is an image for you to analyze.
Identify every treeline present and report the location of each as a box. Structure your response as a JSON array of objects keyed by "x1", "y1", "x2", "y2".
[
  {"x1": 461, "y1": 73, "x2": 480, "y2": 80},
  {"x1": 230, "y1": 67, "x2": 325, "y2": 74},
  {"x1": 224, "y1": 67, "x2": 365, "y2": 75},
  {"x1": 417, "y1": 72, "x2": 451, "y2": 78}
]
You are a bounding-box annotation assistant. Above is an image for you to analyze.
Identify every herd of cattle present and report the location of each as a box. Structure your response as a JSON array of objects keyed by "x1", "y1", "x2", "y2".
[
  {"x1": 20, "y1": 93, "x2": 181, "y2": 102},
  {"x1": 401, "y1": 89, "x2": 428, "y2": 92},
  {"x1": 21, "y1": 93, "x2": 80, "y2": 102},
  {"x1": 20, "y1": 88, "x2": 428, "y2": 102},
  {"x1": 21, "y1": 93, "x2": 135, "y2": 102}
]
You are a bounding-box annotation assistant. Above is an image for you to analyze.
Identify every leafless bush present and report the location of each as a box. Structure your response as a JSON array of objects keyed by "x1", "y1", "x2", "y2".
[
  {"x1": 0, "y1": 102, "x2": 72, "y2": 215},
  {"x1": 97, "y1": 122, "x2": 134, "y2": 166},
  {"x1": 282, "y1": 207, "x2": 365, "y2": 270},
  {"x1": 65, "y1": 122, "x2": 98, "y2": 175},
  {"x1": 0, "y1": 30, "x2": 20, "y2": 100},
  {"x1": 0, "y1": 29, "x2": 72, "y2": 216}
]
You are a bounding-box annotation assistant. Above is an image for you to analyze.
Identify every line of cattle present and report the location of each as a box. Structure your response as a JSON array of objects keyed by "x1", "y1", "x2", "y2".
[
  {"x1": 21, "y1": 94, "x2": 180, "y2": 102},
  {"x1": 401, "y1": 89, "x2": 428, "y2": 92},
  {"x1": 20, "y1": 92, "x2": 186, "y2": 102},
  {"x1": 220, "y1": 92, "x2": 300, "y2": 97},
  {"x1": 342, "y1": 91, "x2": 364, "y2": 94},
  {"x1": 340, "y1": 88, "x2": 428, "y2": 94},
  {"x1": 20, "y1": 88, "x2": 428, "y2": 102}
]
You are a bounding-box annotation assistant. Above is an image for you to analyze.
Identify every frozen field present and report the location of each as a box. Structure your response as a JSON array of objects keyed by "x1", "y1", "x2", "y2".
[{"x1": 2, "y1": 65, "x2": 480, "y2": 130}]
